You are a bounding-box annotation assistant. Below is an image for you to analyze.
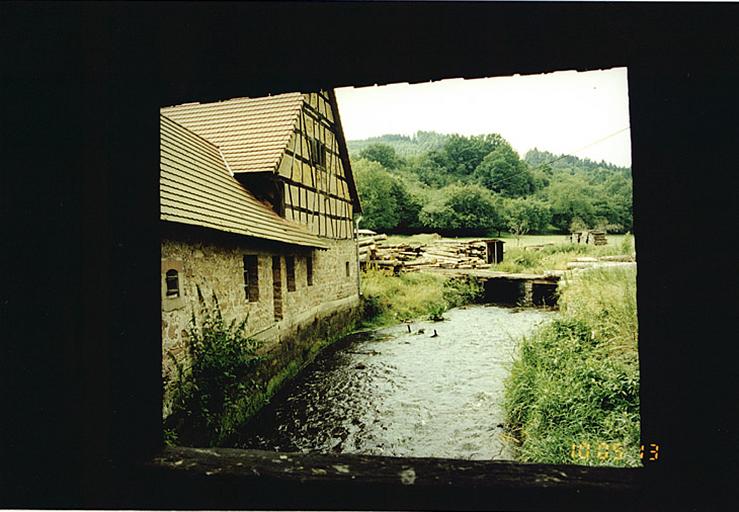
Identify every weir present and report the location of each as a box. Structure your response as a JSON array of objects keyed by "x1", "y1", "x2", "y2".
[{"x1": 422, "y1": 268, "x2": 561, "y2": 307}]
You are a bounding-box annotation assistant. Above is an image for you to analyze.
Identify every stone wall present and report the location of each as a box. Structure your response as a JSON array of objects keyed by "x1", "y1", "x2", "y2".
[{"x1": 161, "y1": 224, "x2": 360, "y2": 417}]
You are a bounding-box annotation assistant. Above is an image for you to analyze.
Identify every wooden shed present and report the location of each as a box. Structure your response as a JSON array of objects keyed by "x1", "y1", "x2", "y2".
[{"x1": 483, "y1": 239, "x2": 505, "y2": 264}]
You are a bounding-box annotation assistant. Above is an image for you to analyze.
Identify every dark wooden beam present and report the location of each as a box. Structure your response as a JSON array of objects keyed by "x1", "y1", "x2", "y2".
[{"x1": 127, "y1": 446, "x2": 641, "y2": 510}]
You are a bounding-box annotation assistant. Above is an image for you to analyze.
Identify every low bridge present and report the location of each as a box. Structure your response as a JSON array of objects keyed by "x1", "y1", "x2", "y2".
[{"x1": 422, "y1": 267, "x2": 561, "y2": 307}]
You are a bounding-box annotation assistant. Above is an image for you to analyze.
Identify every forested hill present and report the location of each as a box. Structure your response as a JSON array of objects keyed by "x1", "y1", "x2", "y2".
[
  {"x1": 348, "y1": 132, "x2": 633, "y2": 236},
  {"x1": 524, "y1": 148, "x2": 631, "y2": 177},
  {"x1": 348, "y1": 131, "x2": 449, "y2": 158},
  {"x1": 349, "y1": 132, "x2": 630, "y2": 176}
]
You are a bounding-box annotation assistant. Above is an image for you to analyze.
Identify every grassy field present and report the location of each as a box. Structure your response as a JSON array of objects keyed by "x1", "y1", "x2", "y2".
[
  {"x1": 385, "y1": 232, "x2": 631, "y2": 249},
  {"x1": 502, "y1": 266, "x2": 640, "y2": 467},
  {"x1": 384, "y1": 232, "x2": 635, "y2": 274}
]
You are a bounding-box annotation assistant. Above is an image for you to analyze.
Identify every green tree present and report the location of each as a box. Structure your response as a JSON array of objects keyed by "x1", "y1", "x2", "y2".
[
  {"x1": 474, "y1": 143, "x2": 535, "y2": 197},
  {"x1": 354, "y1": 158, "x2": 420, "y2": 231},
  {"x1": 359, "y1": 143, "x2": 403, "y2": 169},
  {"x1": 504, "y1": 197, "x2": 551, "y2": 243},
  {"x1": 410, "y1": 150, "x2": 453, "y2": 187},
  {"x1": 544, "y1": 174, "x2": 597, "y2": 232},
  {"x1": 418, "y1": 184, "x2": 502, "y2": 235},
  {"x1": 442, "y1": 133, "x2": 505, "y2": 178}
]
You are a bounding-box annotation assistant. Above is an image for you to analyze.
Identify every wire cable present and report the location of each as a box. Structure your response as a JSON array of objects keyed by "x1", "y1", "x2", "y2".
[{"x1": 480, "y1": 126, "x2": 631, "y2": 191}]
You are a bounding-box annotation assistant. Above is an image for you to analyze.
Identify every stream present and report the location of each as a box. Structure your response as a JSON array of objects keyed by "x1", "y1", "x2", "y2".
[{"x1": 232, "y1": 304, "x2": 555, "y2": 460}]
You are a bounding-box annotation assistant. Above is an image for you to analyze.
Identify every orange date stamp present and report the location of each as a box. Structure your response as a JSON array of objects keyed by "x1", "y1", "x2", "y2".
[{"x1": 570, "y1": 442, "x2": 660, "y2": 463}]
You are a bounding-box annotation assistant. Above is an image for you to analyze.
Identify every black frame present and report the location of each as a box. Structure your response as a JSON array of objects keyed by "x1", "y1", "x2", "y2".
[{"x1": 5, "y1": 2, "x2": 737, "y2": 510}]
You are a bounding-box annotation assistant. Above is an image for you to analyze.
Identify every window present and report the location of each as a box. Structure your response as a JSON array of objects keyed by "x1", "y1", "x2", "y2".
[
  {"x1": 272, "y1": 256, "x2": 283, "y2": 321},
  {"x1": 309, "y1": 137, "x2": 327, "y2": 168},
  {"x1": 165, "y1": 269, "x2": 180, "y2": 297},
  {"x1": 286, "y1": 255, "x2": 296, "y2": 292},
  {"x1": 306, "y1": 253, "x2": 313, "y2": 286},
  {"x1": 243, "y1": 255, "x2": 259, "y2": 302},
  {"x1": 345, "y1": 261, "x2": 350, "y2": 277}
]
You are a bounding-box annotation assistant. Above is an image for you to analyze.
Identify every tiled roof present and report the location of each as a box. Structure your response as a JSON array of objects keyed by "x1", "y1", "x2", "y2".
[
  {"x1": 161, "y1": 93, "x2": 304, "y2": 174},
  {"x1": 160, "y1": 114, "x2": 328, "y2": 249}
]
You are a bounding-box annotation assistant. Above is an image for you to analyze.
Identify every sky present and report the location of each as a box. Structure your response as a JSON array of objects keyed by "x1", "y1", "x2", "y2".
[{"x1": 335, "y1": 67, "x2": 631, "y2": 167}]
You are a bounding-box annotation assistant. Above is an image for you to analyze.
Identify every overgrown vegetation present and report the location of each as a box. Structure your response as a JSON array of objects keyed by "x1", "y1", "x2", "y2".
[
  {"x1": 165, "y1": 290, "x2": 361, "y2": 447},
  {"x1": 493, "y1": 238, "x2": 633, "y2": 274},
  {"x1": 349, "y1": 133, "x2": 633, "y2": 236},
  {"x1": 360, "y1": 269, "x2": 483, "y2": 327},
  {"x1": 503, "y1": 266, "x2": 640, "y2": 466},
  {"x1": 165, "y1": 291, "x2": 263, "y2": 446}
]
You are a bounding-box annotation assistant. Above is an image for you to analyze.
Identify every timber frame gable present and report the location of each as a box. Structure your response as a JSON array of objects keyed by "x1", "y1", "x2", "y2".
[
  {"x1": 162, "y1": 89, "x2": 361, "y2": 241},
  {"x1": 274, "y1": 90, "x2": 360, "y2": 240}
]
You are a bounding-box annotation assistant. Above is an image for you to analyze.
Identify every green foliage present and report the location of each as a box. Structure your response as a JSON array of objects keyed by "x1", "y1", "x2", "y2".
[
  {"x1": 474, "y1": 143, "x2": 535, "y2": 197},
  {"x1": 503, "y1": 267, "x2": 640, "y2": 467},
  {"x1": 348, "y1": 131, "x2": 450, "y2": 158},
  {"x1": 569, "y1": 216, "x2": 590, "y2": 233},
  {"x1": 442, "y1": 133, "x2": 506, "y2": 178},
  {"x1": 544, "y1": 174, "x2": 598, "y2": 231},
  {"x1": 360, "y1": 269, "x2": 482, "y2": 327},
  {"x1": 493, "y1": 240, "x2": 629, "y2": 274},
  {"x1": 443, "y1": 275, "x2": 484, "y2": 307},
  {"x1": 620, "y1": 232, "x2": 634, "y2": 254},
  {"x1": 412, "y1": 150, "x2": 453, "y2": 187},
  {"x1": 349, "y1": 134, "x2": 633, "y2": 235},
  {"x1": 426, "y1": 302, "x2": 447, "y2": 321},
  {"x1": 166, "y1": 292, "x2": 263, "y2": 446},
  {"x1": 418, "y1": 183, "x2": 503, "y2": 235},
  {"x1": 354, "y1": 158, "x2": 421, "y2": 231},
  {"x1": 504, "y1": 197, "x2": 551, "y2": 240},
  {"x1": 359, "y1": 143, "x2": 403, "y2": 169}
]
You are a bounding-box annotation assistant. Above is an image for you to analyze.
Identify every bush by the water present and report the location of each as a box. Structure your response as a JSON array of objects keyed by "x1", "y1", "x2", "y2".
[
  {"x1": 360, "y1": 269, "x2": 482, "y2": 327},
  {"x1": 165, "y1": 291, "x2": 263, "y2": 447},
  {"x1": 503, "y1": 266, "x2": 640, "y2": 466}
]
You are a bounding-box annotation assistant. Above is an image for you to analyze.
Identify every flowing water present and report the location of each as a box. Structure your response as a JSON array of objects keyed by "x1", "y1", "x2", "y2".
[{"x1": 233, "y1": 304, "x2": 555, "y2": 460}]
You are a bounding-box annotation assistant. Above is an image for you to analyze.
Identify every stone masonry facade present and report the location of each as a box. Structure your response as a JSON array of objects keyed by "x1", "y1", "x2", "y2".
[{"x1": 161, "y1": 225, "x2": 360, "y2": 417}]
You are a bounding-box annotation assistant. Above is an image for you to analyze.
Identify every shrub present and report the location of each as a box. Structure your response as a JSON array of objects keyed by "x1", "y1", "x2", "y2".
[
  {"x1": 620, "y1": 232, "x2": 634, "y2": 255},
  {"x1": 360, "y1": 269, "x2": 482, "y2": 327},
  {"x1": 166, "y1": 290, "x2": 263, "y2": 446},
  {"x1": 443, "y1": 275, "x2": 483, "y2": 308},
  {"x1": 426, "y1": 302, "x2": 446, "y2": 321}
]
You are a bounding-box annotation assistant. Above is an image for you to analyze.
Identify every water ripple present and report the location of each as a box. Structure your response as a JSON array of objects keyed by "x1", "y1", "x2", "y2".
[{"x1": 233, "y1": 305, "x2": 554, "y2": 460}]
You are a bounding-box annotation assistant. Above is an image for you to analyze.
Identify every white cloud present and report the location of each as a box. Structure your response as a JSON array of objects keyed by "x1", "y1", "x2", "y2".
[{"x1": 335, "y1": 68, "x2": 631, "y2": 167}]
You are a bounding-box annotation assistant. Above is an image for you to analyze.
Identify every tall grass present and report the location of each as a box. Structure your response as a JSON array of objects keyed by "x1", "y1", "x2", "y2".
[
  {"x1": 360, "y1": 268, "x2": 482, "y2": 327},
  {"x1": 494, "y1": 242, "x2": 629, "y2": 274},
  {"x1": 503, "y1": 266, "x2": 640, "y2": 466}
]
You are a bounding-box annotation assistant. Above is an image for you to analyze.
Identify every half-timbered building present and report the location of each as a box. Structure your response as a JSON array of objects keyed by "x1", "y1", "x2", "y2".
[{"x1": 159, "y1": 90, "x2": 361, "y2": 415}]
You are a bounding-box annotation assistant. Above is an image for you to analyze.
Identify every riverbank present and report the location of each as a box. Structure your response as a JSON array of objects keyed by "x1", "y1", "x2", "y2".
[
  {"x1": 359, "y1": 268, "x2": 482, "y2": 328},
  {"x1": 502, "y1": 265, "x2": 640, "y2": 467}
]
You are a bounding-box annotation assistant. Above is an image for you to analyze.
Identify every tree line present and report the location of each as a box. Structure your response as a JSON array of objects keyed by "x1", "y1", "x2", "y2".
[{"x1": 349, "y1": 132, "x2": 633, "y2": 237}]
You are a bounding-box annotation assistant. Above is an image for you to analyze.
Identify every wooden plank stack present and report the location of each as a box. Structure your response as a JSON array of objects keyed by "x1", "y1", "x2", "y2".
[
  {"x1": 357, "y1": 231, "x2": 493, "y2": 271},
  {"x1": 589, "y1": 230, "x2": 608, "y2": 246},
  {"x1": 567, "y1": 230, "x2": 608, "y2": 246},
  {"x1": 358, "y1": 230, "x2": 387, "y2": 264}
]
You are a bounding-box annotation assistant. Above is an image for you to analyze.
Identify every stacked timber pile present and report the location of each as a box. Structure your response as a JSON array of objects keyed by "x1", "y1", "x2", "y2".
[
  {"x1": 423, "y1": 240, "x2": 489, "y2": 269},
  {"x1": 356, "y1": 231, "x2": 492, "y2": 271},
  {"x1": 357, "y1": 229, "x2": 387, "y2": 264},
  {"x1": 567, "y1": 230, "x2": 608, "y2": 246},
  {"x1": 589, "y1": 230, "x2": 608, "y2": 246}
]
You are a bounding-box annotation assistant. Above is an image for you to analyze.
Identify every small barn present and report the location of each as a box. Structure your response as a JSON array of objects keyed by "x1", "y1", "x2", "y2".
[{"x1": 159, "y1": 90, "x2": 361, "y2": 415}]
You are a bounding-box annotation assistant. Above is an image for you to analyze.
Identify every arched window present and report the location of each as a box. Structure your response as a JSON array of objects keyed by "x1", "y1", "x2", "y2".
[{"x1": 165, "y1": 269, "x2": 180, "y2": 298}]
